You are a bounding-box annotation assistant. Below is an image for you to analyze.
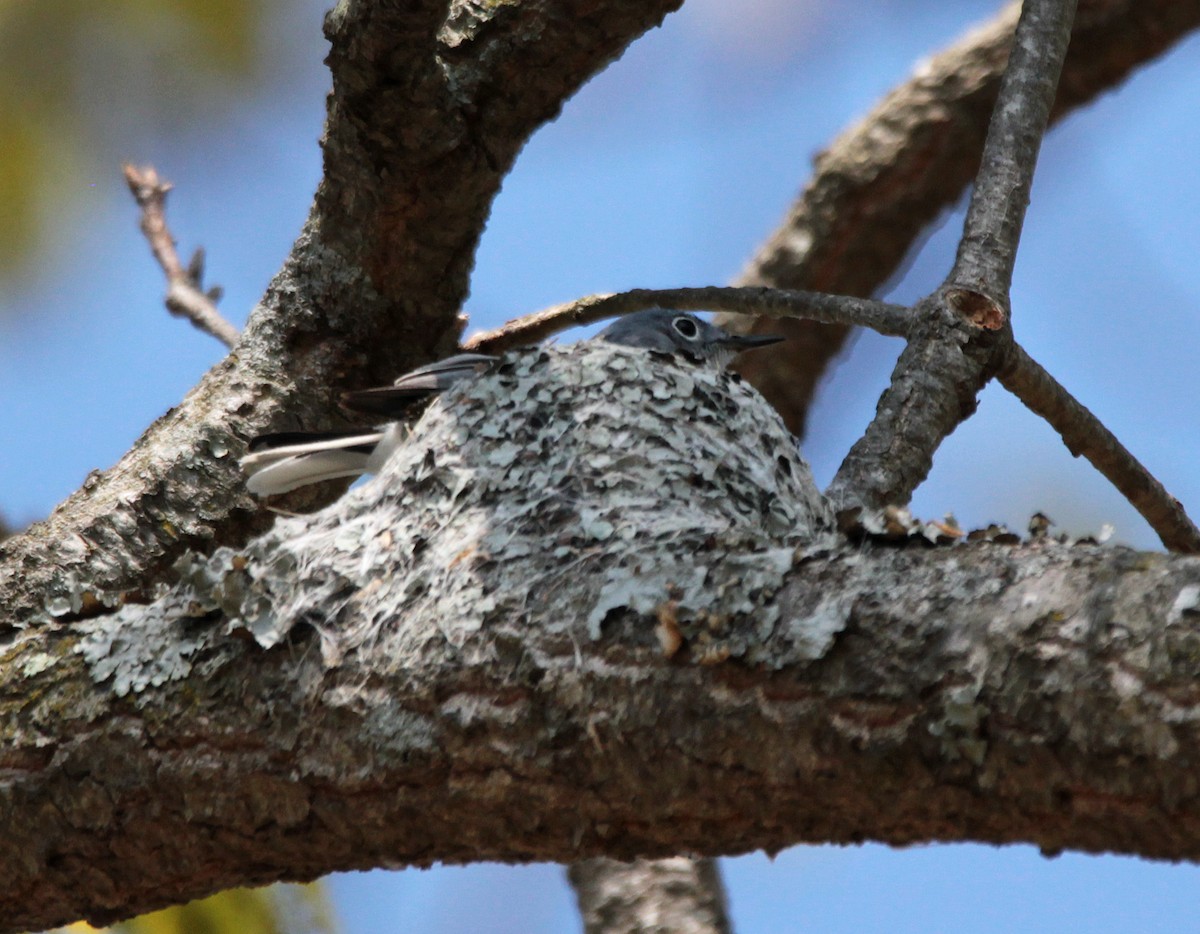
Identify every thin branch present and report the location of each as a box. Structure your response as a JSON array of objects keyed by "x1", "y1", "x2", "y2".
[
  {"x1": 945, "y1": 0, "x2": 1077, "y2": 319},
  {"x1": 1000, "y1": 344, "x2": 1200, "y2": 554},
  {"x1": 827, "y1": 0, "x2": 1078, "y2": 513},
  {"x1": 464, "y1": 287, "x2": 909, "y2": 352},
  {"x1": 825, "y1": 300, "x2": 997, "y2": 513},
  {"x1": 123, "y1": 163, "x2": 239, "y2": 349}
]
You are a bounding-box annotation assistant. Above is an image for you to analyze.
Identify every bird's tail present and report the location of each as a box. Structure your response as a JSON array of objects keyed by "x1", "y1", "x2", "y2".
[
  {"x1": 241, "y1": 429, "x2": 385, "y2": 496},
  {"x1": 242, "y1": 354, "x2": 494, "y2": 495}
]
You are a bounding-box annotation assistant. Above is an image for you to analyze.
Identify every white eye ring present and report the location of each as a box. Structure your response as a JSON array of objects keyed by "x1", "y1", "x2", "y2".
[{"x1": 672, "y1": 316, "x2": 700, "y2": 340}]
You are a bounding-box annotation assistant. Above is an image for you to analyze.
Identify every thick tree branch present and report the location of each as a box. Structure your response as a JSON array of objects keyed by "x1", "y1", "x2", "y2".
[
  {"x1": 7, "y1": 537, "x2": 1200, "y2": 932},
  {"x1": 0, "y1": 0, "x2": 683, "y2": 629},
  {"x1": 728, "y1": 0, "x2": 1200, "y2": 435},
  {"x1": 316, "y1": 0, "x2": 685, "y2": 334}
]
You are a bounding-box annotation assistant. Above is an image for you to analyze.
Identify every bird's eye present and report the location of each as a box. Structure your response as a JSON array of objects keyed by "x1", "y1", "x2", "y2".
[{"x1": 672, "y1": 316, "x2": 700, "y2": 339}]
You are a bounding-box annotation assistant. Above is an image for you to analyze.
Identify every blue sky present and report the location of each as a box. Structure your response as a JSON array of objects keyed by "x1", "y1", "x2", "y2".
[{"x1": 3, "y1": 1, "x2": 1199, "y2": 930}]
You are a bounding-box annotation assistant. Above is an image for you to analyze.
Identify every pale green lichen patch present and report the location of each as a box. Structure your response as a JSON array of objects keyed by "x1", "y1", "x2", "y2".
[
  {"x1": 19, "y1": 652, "x2": 59, "y2": 678},
  {"x1": 75, "y1": 587, "x2": 217, "y2": 697}
]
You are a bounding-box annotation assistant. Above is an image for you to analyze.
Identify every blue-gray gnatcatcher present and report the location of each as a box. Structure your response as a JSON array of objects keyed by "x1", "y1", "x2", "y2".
[{"x1": 242, "y1": 309, "x2": 782, "y2": 496}]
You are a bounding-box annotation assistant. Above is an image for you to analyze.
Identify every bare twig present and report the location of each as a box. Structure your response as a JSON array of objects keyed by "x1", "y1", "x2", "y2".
[
  {"x1": 828, "y1": 0, "x2": 1078, "y2": 514},
  {"x1": 463, "y1": 287, "x2": 909, "y2": 353},
  {"x1": 946, "y1": 0, "x2": 1078, "y2": 321},
  {"x1": 939, "y1": 0, "x2": 1200, "y2": 554},
  {"x1": 122, "y1": 164, "x2": 239, "y2": 349},
  {"x1": 1000, "y1": 344, "x2": 1200, "y2": 553}
]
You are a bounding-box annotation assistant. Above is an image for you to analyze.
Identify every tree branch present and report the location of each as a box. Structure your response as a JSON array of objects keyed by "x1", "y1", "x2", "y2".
[
  {"x1": 8, "y1": 536, "x2": 1200, "y2": 932},
  {"x1": 824, "y1": 297, "x2": 1002, "y2": 513},
  {"x1": 728, "y1": 0, "x2": 1200, "y2": 434},
  {"x1": 946, "y1": 0, "x2": 1077, "y2": 317},
  {"x1": 827, "y1": 0, "x2": 1077, "y2": 514},
  {"x1": 465, "y1": 287, "x2": 909, "y2": 353},
  {"x1": 123, "y1": 164, "x2": 238, "y2": 349},
  {"x1": 316, "y1": 0, "x2": 686, "y2": 330},
  {"x1": 1000, "y1": 344, "x2": 1200, "y2": 553}
]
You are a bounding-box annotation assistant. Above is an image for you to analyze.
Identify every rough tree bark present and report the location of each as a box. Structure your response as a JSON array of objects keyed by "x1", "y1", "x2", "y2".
[
  {"x1": 9, "y1": 482, "x2": 1200, "y2": 929},
  {"x1": 2, "y1": 0, "x2": 1200, "y2": 931}
]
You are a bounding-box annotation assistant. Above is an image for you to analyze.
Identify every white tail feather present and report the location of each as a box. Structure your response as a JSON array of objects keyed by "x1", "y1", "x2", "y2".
[{"x1": 242, "y1": 431, "x2": 384, "y2": 496}]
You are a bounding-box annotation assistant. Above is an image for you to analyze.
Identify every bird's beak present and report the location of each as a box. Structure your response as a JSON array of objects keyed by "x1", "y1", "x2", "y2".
[{"x1": 721, "y1": 332, "x2": 785, "y2": 351}]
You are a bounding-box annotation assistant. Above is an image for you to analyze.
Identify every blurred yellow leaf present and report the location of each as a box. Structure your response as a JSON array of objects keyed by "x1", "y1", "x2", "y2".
[{"x1": 52, "y1": 882, "x2": 338, "y2": 934}]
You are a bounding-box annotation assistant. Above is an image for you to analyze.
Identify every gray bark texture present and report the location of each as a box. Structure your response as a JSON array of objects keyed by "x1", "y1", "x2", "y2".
[
  {"x1": 0, "y1": 0, "x2": 686, "y2": 630},
  {"x1": 570, "y1": 857, "x2": 732, "y2": 934},
  {"x1": 3, "y1": 0, "x2": 1200, "y2": 930},
  {"x1": 7, "y1": 344, "x2": 1200, "y2": 931}
]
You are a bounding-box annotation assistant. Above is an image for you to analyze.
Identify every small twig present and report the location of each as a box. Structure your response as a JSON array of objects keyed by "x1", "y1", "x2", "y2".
[
  {"x1": 122, "y1": 163, "x2": 240, "y2": 349},
  {"x1": 945, "y1": 0, "x2": 1078, "y2": 320},
  {"x1": 463, "y1": 287, "x2": 909, "y2": 352},
  {"x1": 1000, "y1": 344, "x2": 1200, "y2": 553},
  {"x1": 940, "y1": 0, "x2": 1200, "y2": 553}
]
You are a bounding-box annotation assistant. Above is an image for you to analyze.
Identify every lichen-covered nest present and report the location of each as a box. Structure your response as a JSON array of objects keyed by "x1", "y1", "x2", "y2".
[{"x1": 80, "y1": 342, "x2": 833, "y2": 693}]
